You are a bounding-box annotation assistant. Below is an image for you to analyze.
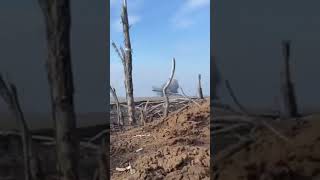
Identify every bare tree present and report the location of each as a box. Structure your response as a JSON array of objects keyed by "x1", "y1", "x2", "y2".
[
  {"x1": 163, "y1": 58, "x2": 176, "y2": 117},
  {"x1": 0, "y1": 75, "x2": 43, "y2": 180},
  {"x1": 110, "y1": 86, "x2": 124, "y2": 126},
  {"x1": 38, "y1": 0, "x2": 79, "y2": 179},
  {"x1": 111, "y1": 0, "x2": 136, "y2": 125},
  {"x1": 120, "y1": 0, "x2": 136, "y2": 125},
  {"x1": 279, "y1": 40, "x2": 298, "y2": 118},
  {"x1": 198, "y1": 74, "x2": 204, "y2": 99}
]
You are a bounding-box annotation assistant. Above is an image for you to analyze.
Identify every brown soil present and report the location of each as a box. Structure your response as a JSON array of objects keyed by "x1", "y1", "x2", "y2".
[
  {"x1": 213, "y1": 115, "x2": 320, "y2": 180},
  {"x1": 110, "y1": 99, "x2": 210, "y2": 180}
]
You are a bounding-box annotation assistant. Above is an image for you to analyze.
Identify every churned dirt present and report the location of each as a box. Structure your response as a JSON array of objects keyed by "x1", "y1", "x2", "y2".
[
  {"x1": 213, "y1": 114, "x2": 320, "y2": 180},
  {"x1": 110, "y1": 99, "x2": 210, "y2": 180}
]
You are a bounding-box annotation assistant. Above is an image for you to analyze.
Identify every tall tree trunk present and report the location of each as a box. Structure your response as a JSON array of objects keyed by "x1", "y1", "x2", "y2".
[
  {"x1": 198, "y1": 74, "x2": 204, "y2": 99},
  {"x1": 38, "y1": 1, "x2": 79, "y2": 179},
  {"x1": 279, "y1": 40, "x2": 298, "y2": 118},
  {"x1": 121, "y1": 0, "x2": 136, "y2": 125}
]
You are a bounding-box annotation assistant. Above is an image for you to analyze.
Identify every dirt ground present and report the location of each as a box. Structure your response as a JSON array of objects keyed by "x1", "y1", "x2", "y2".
[
  {"x1": 110, "y1": 99, "x2": 210, "y2": 180},
  {"x1": 213, "y1": 114, "x2": 320, "y2": 180}
]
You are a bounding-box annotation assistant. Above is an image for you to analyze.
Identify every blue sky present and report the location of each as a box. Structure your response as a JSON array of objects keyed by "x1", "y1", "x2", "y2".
[{"x1": 110, "y1": 0, "x2": 210, "y2": 97}]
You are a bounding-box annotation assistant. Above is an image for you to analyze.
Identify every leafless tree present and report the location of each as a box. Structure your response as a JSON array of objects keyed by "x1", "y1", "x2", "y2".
[
  {"x1": 110, "y1": 86, "x2": 124, "y2": 126},
  {"x1": 112, "y1": 0, "x2": 136, "y2": 125},
  {"x1": 212, "y1": 56, "x2": 221, "y2": 101},
  {"x1": 198, "y1": 74, "x2": 204, "y2": 99},
  {"x1": 0, "y1": 75, "x2": 43, "y2": 180},
  {"x1": 163, "y1": 58, "x2": 176, "y2": 117},
  {"x1": 38, "y1": 0, "x2": 79, "y2": 179},
  {"x1": 120, "y1": 0, "x2": 136, "y2": 125},
  {"x1": 279, "y1": 40, "x2": 298, "y2": 118}
]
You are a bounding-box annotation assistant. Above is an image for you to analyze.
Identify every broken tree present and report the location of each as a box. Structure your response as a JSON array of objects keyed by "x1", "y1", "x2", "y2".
[
  {"x1": 163, "y1": 58, "x2": 176, "y2": 117},
  {"x1": 212, "y1": 56, "x2": 221, "y2": 101},
  {"x1": 0, "y1": 75, "x2": 43, "y2": 180},
  {"x1": 112, "y1": 0, "x2": 136, "y2": 125},
  {"x1": 198, "y1": 74, "x2": 204, "y2": 99},
  {"x1": 279, "y1": 40, "x2": 298, "y2": 118},
  {"x1": 38, "y1": 0, "x2": 79, "y2": 179},
  {"x1": 110, "y1": 86, "x2": 124, "y2": 126},
  {"x1": 121, "y1": 0, "x2": 136, "y2": 125}
]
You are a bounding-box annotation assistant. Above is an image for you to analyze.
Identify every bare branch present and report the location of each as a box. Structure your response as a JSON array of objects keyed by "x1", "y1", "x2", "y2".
[
  {"x1": 0, "y1": 74, "x2": 43, "y2": 180},
  {"x1": 225, "y1": 80, "x2": 251, "y2": 115},
  {"x1": 179, "y1": 87, "x2": 201, "y2": 108},
  {"x1": 110, "y1": 86, "x2": 124, "y2": 126},
  {"x1": 163, "y1": 58, "x2": 176, "y2": 117},
  {"x1": 111, "y1": 42, "x2": 125, "y2": 66}
]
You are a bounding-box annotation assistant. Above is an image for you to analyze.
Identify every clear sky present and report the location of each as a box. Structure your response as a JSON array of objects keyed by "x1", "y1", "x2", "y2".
[{"x1": 110, "y1": 0, "x2": 210, "y2": 97}]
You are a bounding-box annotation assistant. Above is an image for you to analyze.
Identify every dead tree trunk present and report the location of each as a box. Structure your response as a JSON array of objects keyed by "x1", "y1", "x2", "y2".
[
  {"x1": 212, "y1": 56, "x2": 221, "y2": 101},
  {"x1": 198, "y1": 74, "x2": 204, "y2": 99},
  {"x1": 110, "y1": 86, "x2": 124, "y2": 126},
  {"x1": 279, "y1": 40, "x2": 298, "y2": 118},
  {"x1": 0, "y1": 75, "x2": 43, "y2": 180},
  {"x1": 163, "y1": 58, "x2": 176, "y2": 117},
  {"x1": 121, "y1": 0, "x2": 136, "y2": 125},
  {"x1": 38, "y1": 1, "x2": 79, "y2": 179}
]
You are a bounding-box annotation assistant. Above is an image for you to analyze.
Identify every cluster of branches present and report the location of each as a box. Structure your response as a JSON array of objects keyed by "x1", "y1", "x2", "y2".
[
  {"x1": 110, "y1": 96, "x2": 204, "y2": 131},
  {"x1": 211, "y1": 40, "x2": 301, "y2": 180}
]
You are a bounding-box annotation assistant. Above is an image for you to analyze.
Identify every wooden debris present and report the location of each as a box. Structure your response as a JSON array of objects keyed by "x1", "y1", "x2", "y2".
[{"x1": 133, "y1": 134, "x2": 151, "y2": 138}]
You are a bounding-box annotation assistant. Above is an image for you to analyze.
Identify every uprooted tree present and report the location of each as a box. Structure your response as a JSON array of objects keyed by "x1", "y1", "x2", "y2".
[
  {"x1": 38, "y1": 0, "x2": 79, "y2": 179},
  {"x1": 112, "y1": 0, "x2": 136, "y2": 125}
]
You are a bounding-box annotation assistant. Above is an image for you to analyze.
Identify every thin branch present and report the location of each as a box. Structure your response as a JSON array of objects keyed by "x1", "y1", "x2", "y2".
[
  {"x1": 111, "y1": 42, "x2": 125, "y2": 66},
  {"x1": 179, "y1": 87, "x2": 201, "y2": 108},
  {"x1": 110, "y1": 86, "x2": 124, "y2": 126},
  {"x1": 225, "y1": 80, "x2": 251, "y2": 115}
]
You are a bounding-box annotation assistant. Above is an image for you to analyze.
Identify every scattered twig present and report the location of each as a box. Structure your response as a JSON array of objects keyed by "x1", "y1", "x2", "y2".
[
  {"x1": 179, "y1": 87, "x2": 201, "y2": 108},
  {"x1": 133, "y1": 134, "x2": 151, "y2": 138}
]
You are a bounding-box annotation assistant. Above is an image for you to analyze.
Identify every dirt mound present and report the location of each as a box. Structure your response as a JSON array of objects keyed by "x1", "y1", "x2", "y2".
[
  {"x1": 214, "y1": 115, "x2": 320, "y2": 180},
  {"x1": 110, "y1": 99, "x2": 210, "y2": 180}
]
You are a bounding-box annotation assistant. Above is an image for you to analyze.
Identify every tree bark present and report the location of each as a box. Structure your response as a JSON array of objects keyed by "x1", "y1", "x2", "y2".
[
  {"x1": 279, "y1": 40, "x2": 298, "y2": 118},
  {"x1": 121, "y1": 0, "x2": 136, "y2": 125},
  {"x1": 38, "y1": 1, "x2": 79, "y2": 179},
  {"x1": 198, "y1": 74, "x2": 204, "y2": 99},
  {"x1": 163, "y1": 58, "x2": 176, "y2": 117}
]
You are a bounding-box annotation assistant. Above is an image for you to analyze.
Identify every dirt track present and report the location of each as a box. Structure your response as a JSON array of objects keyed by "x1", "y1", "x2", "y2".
[{"x1": 110, "y1": 99, "x2": 210, "y2": 180}]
